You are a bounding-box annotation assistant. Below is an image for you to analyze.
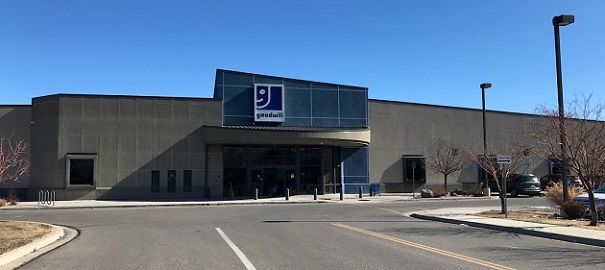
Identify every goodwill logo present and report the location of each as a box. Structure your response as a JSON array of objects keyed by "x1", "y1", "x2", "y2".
[{"x1": 254, "y1": 84, "x2": 285, "y2": 122}]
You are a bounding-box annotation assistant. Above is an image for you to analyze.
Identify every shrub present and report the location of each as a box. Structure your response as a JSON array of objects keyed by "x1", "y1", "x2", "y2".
[
  {"x1": 0, "y1": 199, "x2": 7, "y2": 207},
  {"x1": 6, "y1": 194, "x2": 19, "y2": 205},
  {"x1": 432, "y1": 188, "x2": 448, "y2": 198},
  {"x1": 545, "y1": 182, "x2": 584, "y2": 206},
  {"x1": 466, "y1": 188, "x2": 484, "y2": 197},
  {"x1": 561, "y1": 200, "x2": 586, "y2": 219},
  {"x1": 598, "y1": 205, "x2": 605, "y2": 221},
  {"x1": 452, "y1": 189, "x2": 467, "y2": 196}
]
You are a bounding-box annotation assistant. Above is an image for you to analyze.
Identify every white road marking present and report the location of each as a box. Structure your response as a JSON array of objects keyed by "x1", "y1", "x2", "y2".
[{"x1": 215, "y1": 228, "x2": 257, "y2": 270}]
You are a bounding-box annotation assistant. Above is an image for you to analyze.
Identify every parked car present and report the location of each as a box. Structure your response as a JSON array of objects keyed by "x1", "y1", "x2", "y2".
[
  {"x1": 573, "y1": 185, "x2": 605, "y2": 216},
  {"x1": 507, "y1": 174, "x2": 542, "y2": 197},
  {"x1": 539, "y1": 174, "x2": 583, "y2": 190},
  {"x1": 487, "y1": 174, "x2": 541, "y2": 197}
]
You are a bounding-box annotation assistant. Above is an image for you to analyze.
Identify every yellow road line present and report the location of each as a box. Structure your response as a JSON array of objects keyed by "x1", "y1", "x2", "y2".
[
  {"x1": 333, "y1": 223, "x2": 516, "y2": 270},
  {"x1": 340, "y1": 202, "x2": 407, "y2": 216}
]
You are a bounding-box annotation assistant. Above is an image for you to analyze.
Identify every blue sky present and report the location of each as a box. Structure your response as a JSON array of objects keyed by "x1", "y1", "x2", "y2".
[{"x1": 1, "y1": 1, "x2": 603, "y2": 114}]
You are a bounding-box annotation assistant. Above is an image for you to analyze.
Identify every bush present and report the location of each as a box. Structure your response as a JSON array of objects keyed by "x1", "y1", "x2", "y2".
[
  {"x1": 561, "y1": 200, "x2": 586, "y2": 219},
  {"x1": 598, "y1": 205, "x2": 605, "y2": 221},
  {"x1": 433, "y1": 188, "x2": 448, "y2": 198},
  {"x1": 6, "y1": 194, "x2": 19, "y2": 205},
  {"x1": 0, "y1": 199, "x2": 7, "y2": 207},
  {"x1": 466, "y1": 188, "x2": 485, "y2": 197},
  {"x1": 452, "y1": 189, "x2": 467, "y2": 196},
  {"x1": 545, "y1": 182, "x2": 584, "y2": 206}
]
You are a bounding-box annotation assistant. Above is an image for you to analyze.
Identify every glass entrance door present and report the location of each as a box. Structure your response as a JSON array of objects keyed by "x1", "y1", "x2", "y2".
[
  {"x1": 285, "y1": 168, "x2": 296, "y2": 195},
  {"x1": 259, "y1": 167, "x2": 296, "y2": 196},
  {"x1": 263, "y1": 168, "x2": 280, "y2": 196}
]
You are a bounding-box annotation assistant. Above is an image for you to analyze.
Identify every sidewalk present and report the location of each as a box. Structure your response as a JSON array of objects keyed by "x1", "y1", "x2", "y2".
[
  {"x1": 2, "y1": 193, "x2": 605, "y2": 269},
  {"x1": 2, "y1": 192, "x2": 492, "y2": 210},
  {"x1": 410, "y1": 207, "x2": 605, "y2": 248}
]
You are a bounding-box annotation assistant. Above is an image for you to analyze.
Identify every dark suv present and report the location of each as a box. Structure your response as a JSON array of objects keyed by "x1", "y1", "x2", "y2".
[
  {"x1": 539, "y1": 174, "x2": 583, "y2": 190},
  {"x1": 487, "y1": 174, "x2": 542, "y2": 197},
  {"x1": 507, "y1": 174, "x2": 541, "y2": 197}
]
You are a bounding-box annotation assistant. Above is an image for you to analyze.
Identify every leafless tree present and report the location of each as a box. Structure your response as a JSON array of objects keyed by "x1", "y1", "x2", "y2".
[
  {"x1": 0, "y1": 134, "x2": 30, "y2": 186},
  {"x1": 531, "y1": 96, "x2": 605, "y2": 226},
  {"x1": 426, "y1": 139, "x2": 468, "y2": 191},
  {"x1": 465, "y1": 142, "x2": 536, "y2": 213}
]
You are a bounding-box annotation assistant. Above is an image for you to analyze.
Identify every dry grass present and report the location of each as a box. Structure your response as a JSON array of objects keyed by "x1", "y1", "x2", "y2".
[
  {"x1": 544, "y1": 182, "x2": 585, "y2": 206},
  {"x1": 476, "y1": 209, "x2": 605, "y2": 231},
  {"x1": 0, "y1": 221, "x2": 53, "y2": 255}
]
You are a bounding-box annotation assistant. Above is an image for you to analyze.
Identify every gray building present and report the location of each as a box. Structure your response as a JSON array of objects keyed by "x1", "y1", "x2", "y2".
[
  {"x1": 0, "y1": 105, "x2": 31, "y2": 198},
  {"x1": 0, "y1": 69, "x2": 552, "y2": 201}
]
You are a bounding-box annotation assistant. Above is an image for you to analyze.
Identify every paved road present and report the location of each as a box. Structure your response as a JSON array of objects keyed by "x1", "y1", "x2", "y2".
[{"x1": 5, "y1": 197, "x2": 605, "y2": 270}]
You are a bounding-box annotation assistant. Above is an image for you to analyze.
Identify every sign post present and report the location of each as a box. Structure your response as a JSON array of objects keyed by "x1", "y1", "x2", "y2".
[{"x1": 497, "y1": 155, "x2": 512, "y2": 217}]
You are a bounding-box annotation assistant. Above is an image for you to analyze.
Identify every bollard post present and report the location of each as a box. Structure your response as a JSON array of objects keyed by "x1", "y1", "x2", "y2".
[
  {"x1": 340, "y1": 187, "x2": 344, "y2": 201},
  {"x1": 254, "y1": 188, "x2": 258, "y2": 200},
  {"x1": 359, "y1": 186, "x2": 363, "y2": 198},
  {"x1": 286, "y1": 188, "x2": 290, "y2": 201},
  {"x1": 314, "y1": 188, "x2": 318, "y2": 201}
]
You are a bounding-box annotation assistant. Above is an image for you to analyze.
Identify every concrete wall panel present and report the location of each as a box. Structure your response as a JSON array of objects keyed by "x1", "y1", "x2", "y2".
[
  {"x1": 100, "y1": 136, "x2": 118, "y2": 154},
  {"x1": 27, "y1": 95, "x2": 225, "y2": 199},
  {"x1": 82, "y1": 98, "x2": 101, "y2": 119},
  {"x1": 119, "y1": 99, "x2": 136, "y2": 119},
  {"x1": 101, "y1": 99, "x2": 119, "y2": 119},
  {"x1": 98, "y1": 171, "x2": 118, "y2": 188},
  {"x1": 369, "y1": 100, "x2": 545, "y2": 192},
  {"x1": 82, "y1": 136, "x2": 100, "y2": 153}
]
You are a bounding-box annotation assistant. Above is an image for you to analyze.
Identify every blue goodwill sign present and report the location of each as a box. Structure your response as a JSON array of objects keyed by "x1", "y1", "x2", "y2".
[{"x1": 254, "y1": 84, "x2": 285, "y2": 122}]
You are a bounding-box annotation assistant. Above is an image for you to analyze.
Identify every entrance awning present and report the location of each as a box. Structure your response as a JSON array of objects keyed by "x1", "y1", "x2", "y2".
[{"x1": 200, "y1": 125, "x2": 370, "y2": 147}]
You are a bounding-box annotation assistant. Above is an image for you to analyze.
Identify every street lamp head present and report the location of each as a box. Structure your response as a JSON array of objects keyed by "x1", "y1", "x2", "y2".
[
  {"x1": 480, "y1": 83, "x2": 492, "y2": 89},
  {"x1": 553, "y1": 15, "x2": 574, "y2": 26}
]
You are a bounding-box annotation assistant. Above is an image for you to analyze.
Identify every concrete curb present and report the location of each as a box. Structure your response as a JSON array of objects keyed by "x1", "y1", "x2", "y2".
[
  {"x1": 410, "y1": 213, "x2": 605, "y2": 248},
  {"x1": 0, "y1": 223, "x2": 64, "y2": 268}
]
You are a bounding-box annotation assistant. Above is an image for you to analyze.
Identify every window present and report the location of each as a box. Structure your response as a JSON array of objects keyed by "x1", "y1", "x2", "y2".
[
  {"x1": 183, "y1": 170, "x2": 192, "y2": 192},
  {"x1": 151, "y1": 170, "x2": 160, "y2": 193},
  {"x1": 167, "y1": 170, "x2": 176, "y2": 193},
  {"x1": 66, "y1": 154, "x2": 97, "y2": 188},
  {"x1": 402, "y1": 156, "x2": 426, "y2": 183}
]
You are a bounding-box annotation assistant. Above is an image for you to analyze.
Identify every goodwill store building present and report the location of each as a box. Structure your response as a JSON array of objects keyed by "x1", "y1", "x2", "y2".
[{"x1": 0, "y1": 69, "x2": 551, "y2": 200}]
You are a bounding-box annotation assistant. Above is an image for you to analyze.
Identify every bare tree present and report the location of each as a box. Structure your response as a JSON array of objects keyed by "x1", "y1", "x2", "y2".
[
  {"x1": 427, "y1": 139, "x2": 468, "y2": 191},
  {"x1": 465, "y1": 142, "x2": 536, "y2": 213},
  {"x1": 0, "y1": 134, "x2": 30, "y2": 186},
  {"x1": 531, "y1": 96, "x2": 605, "y2": 226}
]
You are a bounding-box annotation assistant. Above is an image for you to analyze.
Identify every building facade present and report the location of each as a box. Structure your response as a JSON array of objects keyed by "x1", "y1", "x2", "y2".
[{"x1": 0, "y1": 69, "x2": 551, "y2": 201}]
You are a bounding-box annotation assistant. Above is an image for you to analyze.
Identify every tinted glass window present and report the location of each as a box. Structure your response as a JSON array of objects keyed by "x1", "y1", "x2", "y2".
[
  {"x1": 522, "y1": 176, "x2": 539, "y2": 182},
  {"x1": 403, "y1": 157, "x2": 426, "y2": 183},
  {"x1": 167, "y1": 170, "x2": 176, "y2": 193},
  {"x1": 69, "y1": 159, "x2": 94, "y2": 185},
  {"x1": 151, "y1": 170, "x2": 160, "y2": 192},
  {"x1": 183, "y1": 170, "x2": 192, "y2": 192}
]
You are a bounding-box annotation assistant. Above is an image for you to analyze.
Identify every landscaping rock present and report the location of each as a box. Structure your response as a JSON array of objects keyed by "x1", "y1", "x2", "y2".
[{"x1": 420, "y1": 189, "x2": 434, "y2": 198}]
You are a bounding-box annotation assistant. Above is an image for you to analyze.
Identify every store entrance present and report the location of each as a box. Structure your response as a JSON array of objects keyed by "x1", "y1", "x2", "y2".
[
  {"x1": 252, "y1": 167, "x2": 296, "y2": 196},
  {"x1": 224, "y1": 145, "x2": 340, "y2": 197}
]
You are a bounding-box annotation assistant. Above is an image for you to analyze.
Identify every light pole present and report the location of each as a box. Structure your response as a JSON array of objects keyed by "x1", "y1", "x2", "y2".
[
  {"x1": 481, "y1": 83, "x2": 492, "y2": 190},
  {"x1": 553, "y1": 14, "x2": 574, "y2": 202}
]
